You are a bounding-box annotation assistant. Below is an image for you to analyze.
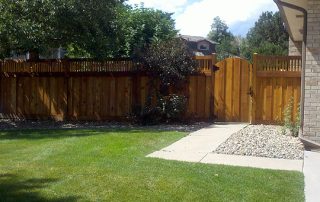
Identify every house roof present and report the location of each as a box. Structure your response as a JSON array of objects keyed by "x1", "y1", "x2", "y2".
[
  {"x1": 274, "y1": 0, "x2": 308, "y2": 42},
  {"x1": 180, "y1": 35, "x2": 218, "y2": 45}
]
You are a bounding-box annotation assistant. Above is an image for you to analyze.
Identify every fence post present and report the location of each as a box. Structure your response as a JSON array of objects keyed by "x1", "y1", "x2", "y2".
[
  {"x1": 250, "y1": 53, "x2": 258, "y2": 124},
  {"x1": 210, "y1": 53, "x2": 217, "y2": 119},
  {"x1": 63, "y1": 60, "x2": 70, "y2": 121},
  {"x1": 0, "y1": 61, "x2": 2, "y2": 115}
]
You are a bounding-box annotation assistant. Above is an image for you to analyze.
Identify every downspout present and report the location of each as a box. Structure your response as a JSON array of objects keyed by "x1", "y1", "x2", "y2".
[{"x1": 273, "y1": 1, "x2": 320, "y2": 148}]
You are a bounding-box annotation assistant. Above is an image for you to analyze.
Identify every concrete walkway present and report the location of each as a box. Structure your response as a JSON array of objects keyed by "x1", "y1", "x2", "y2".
[
  {"x1": 148, "y1": 123, "x2": 247, "y2": 162},
  {"x1": 304, "y1": 151, "x2": 320, "y2": 202},
  {"x1": 147, "y1": 123, "x2": 303, "y2": 172}
]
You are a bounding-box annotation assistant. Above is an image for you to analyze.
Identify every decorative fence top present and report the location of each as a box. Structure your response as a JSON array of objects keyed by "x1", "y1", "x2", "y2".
[
  {"x1": 254, "y1": 55, "x2": 301, "y2": 72},
  {"x1": 193, "y1": 55, "x2": 217, "y2": 76},
  {"x1": 0, "y1": 54, "x2": 302, "y2": 75},
  {"x1": 0, "y1": 56, "x2": 217, "y2": 75},
  {"x1": 0, "y1": 59, "x2": 139, "y2": 73}
]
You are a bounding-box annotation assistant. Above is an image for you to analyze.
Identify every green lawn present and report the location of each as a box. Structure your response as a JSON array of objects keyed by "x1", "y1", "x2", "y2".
[{"x1": 0, "y1": 128, "x2": 304, "y2": 202}]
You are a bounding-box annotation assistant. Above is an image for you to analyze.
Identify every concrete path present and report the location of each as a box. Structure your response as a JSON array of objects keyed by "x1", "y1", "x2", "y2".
[
  {"x1": 147, "y1": 123, "x2": 303, "y2": 172},
  {"x1": 148, "y1": 123, "x2": 247, "y2": 162},
  {"x1": 304, "y1": 151, "x2": 320, "y2": 202}
]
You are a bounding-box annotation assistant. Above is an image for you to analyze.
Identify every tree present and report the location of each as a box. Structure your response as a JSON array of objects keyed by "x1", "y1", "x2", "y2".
[
  {"x1": 60, "y1": 0, "x2": 126, "y2": 58},
  {"x1": 140, "y1": 38, "x2": 197, "y2": 87},
  {"x1": 0, "y1": 0, "x2": 125, "y2": 59},
  {"x1": 134, "y1": 38, "x2": 197, "y2": 124},
  {"x1": 0, "y1": 0, "x2": 56, "y2": 58},
  {"x1": 0, "y1": 1, "x2": 177, "y2": 59},
  {"x1": 243, "y1": 11, "x2": 289, "y2": 59},
  {"x1": 207, "y1": 17, "x2": 239, "y2": 60},
  {"x1": 113, "y1": 6, "x2": 178, "y2": 57}
]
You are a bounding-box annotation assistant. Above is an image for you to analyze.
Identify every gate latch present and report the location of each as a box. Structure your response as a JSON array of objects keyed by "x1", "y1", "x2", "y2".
[
  {"x1": 211, "y1": 65, "x2": 219, "y2": 72},
  {"x1": 247, "y1": 87, "x2": 254, "y2": 97}
]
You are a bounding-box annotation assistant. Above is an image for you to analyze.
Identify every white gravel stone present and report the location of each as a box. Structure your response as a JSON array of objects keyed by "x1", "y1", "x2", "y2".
[{"x1": 215, "y1": 125, "x2": 304, "y2": 160}]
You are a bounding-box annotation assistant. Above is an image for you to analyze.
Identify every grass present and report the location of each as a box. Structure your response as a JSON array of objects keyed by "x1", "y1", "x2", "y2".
[{"x1": 0, "y1": 128, "x2": 304, "y2": 202}]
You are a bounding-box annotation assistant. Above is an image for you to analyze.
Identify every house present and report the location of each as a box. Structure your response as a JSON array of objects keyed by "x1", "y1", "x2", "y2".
[
  {"x1": 8, "y1": 48, "x2": 66, "y2": 60},
  {"x1": 180, "y1": 35, "x2": 217, "y2": 56},
  {"x1": 275, "y1": 0, "x2": 320, "y2": 148}
]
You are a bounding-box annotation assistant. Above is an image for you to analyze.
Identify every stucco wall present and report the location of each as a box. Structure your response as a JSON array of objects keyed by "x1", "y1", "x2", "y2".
[
  {"x1": 288, "y1": 37, "x2": 302, "y2": 56},
  {"x1": 304, "y1": 0, "x2": 320, "y2": 143}
]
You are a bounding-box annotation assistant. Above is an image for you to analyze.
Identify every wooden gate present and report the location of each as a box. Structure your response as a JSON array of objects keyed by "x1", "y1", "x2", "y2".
[{"x1": 213, "y1": 57, "x2": 252, "y2": 122}]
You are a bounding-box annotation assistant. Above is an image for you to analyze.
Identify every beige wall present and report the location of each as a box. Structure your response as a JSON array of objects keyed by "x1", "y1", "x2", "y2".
[
  {"x1": 288, "y1": 37, "x2": 302, "y2": 56},
  {"x1": 303, "y1": 0, "x2": 320, "y2": 143}
]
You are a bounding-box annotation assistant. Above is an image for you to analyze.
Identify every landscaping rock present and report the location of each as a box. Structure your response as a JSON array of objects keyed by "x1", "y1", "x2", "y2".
[
  {"x1": 215, "y1": 125, "x2": 304, "y2": 160},
  {"x1": 0, "y1": 119, "x2": 211, "y2": 133}
]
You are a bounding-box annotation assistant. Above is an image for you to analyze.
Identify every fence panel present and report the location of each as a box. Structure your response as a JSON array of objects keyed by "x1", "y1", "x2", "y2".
[
  {"x1": 0, "y1": 76, "x2": 67, "y2": 120},
  {"x1": 186, "y1": 75, "x2": 214, "y2": 119},
  {"x1": 0, "y1": 58, "x2": 215, "y2": 121},
  {"x1": 67, "y1": 76, "x2": 141, "y2": 120},
  {"x1": 252, "y1": 54, "x2": 301, "y2": 124}
]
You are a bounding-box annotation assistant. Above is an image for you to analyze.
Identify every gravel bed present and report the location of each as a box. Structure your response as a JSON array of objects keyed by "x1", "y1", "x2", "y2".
[
  {"x1": 0, "y1": 119, "x2": 211, "y2": 133},
  {"x1": 215, "y1": 125, "x2": 304, "y2": 160}
]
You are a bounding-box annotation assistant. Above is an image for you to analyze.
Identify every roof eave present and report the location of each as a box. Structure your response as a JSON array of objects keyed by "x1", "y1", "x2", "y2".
[
  {"x1": 274, "y1": 0, "x2": 307, "y2": 42},
  {"x1": 276, "y1": 3, "x2": 296, "y2": 41}
]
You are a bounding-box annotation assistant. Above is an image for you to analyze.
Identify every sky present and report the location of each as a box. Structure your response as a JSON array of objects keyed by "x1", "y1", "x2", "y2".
[{"x1": 126, "y1": 0, "x2": 279, "y2": 37}]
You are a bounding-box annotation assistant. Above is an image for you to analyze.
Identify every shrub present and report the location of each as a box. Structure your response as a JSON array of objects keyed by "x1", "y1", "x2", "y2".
[
  {"x1": 162, "y1": 94, "x2": 187, "y2": 121},
  {"x1": 131, "y1": 94, "x2": 187, "y2": 125},
  {"x1": 136, "y1": 38, "x2": 198, "y2": 87},
  {"x1": 131, "y1": 38, "x2": 196, "y2": 125},
  {"x1": 282, "y1": 97, "x2": 300, "y2": 137}
]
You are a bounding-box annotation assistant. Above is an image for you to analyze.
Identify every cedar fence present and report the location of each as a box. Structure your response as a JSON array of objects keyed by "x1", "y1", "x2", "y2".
[
  {"x1": 251, "y1": 54, "x2": 301, "y2": 124},
  {"x1": 0, "y1": 58, "x2": 214, "y2": 121},
  {"x1": 0, "y1": 54, "x2": 301, "y2": 123}
]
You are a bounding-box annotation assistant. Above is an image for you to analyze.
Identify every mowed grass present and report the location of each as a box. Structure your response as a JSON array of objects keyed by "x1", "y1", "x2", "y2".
[{"x1": 0, "y1": 129, "x2": 304, "y2": 202}]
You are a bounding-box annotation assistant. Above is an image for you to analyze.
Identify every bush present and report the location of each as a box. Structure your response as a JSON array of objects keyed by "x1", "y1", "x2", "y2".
[
  {"x1": 136, "y1": 38, "x2": 198, "y2": 86},
  {"x1": 131, "y1": 38, "x2": 195, "y2": 125},
  {"x1": 131, "y1": 94, "x2": 187, "y2": 125},
  {"x1": 282, "y1": 97, "x2": 300, "y2": 137},
  {"x1": 162, "y1": 94, "x2": 188, "y2": 120}
]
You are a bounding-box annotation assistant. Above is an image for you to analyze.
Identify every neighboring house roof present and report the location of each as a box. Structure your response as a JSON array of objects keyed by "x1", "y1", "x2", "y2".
[
  {"x1": 274, "y1": 0, "x2": 308, "y2": 41},
  {"x1": 180, "y1": 35, "x2": 218, "y2": 45}
]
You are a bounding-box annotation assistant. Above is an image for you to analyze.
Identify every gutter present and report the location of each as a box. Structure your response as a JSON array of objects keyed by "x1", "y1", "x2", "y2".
[{"x1": 273, "y1": 0, "x2": 320, "y2": 149}]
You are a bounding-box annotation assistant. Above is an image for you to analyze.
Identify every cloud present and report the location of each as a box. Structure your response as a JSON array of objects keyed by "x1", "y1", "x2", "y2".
[
  {"x1": 126, "y1": 0, "x2": 188, "y2": 13},
  {"x1": 126, "y1": 0, "x2": 279, "y2": 37},
  {"x1": 175, "y1": 0, "x2": 278, "y2": 37}
]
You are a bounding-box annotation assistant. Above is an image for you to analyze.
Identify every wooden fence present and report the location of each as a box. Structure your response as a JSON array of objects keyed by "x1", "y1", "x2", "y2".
[
  {"x1": 0, "y1": 54, "x2": 302, "y2": 123},
  {"x1": 251, "y1": 54, "x2": 301, "y2": 124},
  {"x1": 0, "y1": 58, "x2": 215, "y2": 120}
]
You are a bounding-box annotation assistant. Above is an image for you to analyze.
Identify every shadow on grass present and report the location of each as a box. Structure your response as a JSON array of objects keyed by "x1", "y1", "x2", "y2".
[
  {"x1": 0, "y1": 128, "x2": 148, "y2": 140},
  {"x1": 0, "y1": 173, "x2": 78, "y2": 202}
]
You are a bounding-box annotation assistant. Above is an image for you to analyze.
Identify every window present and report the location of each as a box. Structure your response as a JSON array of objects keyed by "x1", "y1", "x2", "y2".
[{"x1": 198, "y1": 43, "x2": 209, "y2": 50}]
